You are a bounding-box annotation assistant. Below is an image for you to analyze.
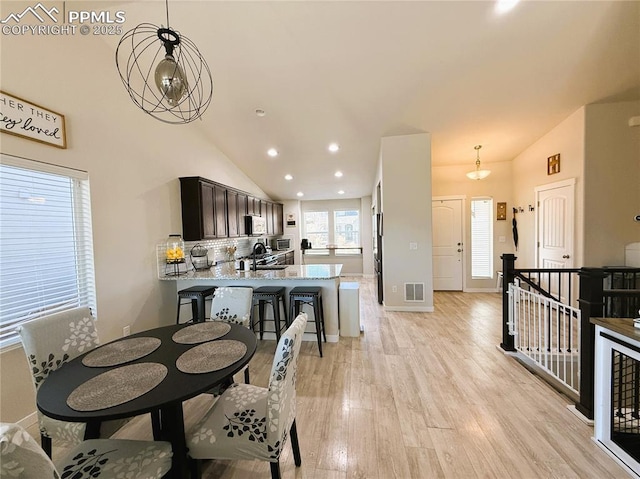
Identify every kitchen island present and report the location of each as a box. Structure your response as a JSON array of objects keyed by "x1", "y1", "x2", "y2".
[{"x1": 159, "y1": 263, "x2": 343, "y2": 342}]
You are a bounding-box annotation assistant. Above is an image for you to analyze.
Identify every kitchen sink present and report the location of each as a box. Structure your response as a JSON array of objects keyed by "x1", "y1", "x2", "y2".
[{"x1": 253, "y1": 265, "x2": 288, "y2": 270}]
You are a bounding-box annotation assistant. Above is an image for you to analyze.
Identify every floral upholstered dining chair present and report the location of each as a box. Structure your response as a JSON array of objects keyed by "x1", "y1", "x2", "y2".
[
  {"x1": 210, "y1": 286, "x2": 254, "y2": 384},
  {"x1": 17, "y1": 307, "x2": 128, "y2": 457},
  {"x1": 186, "y1": 313, "x2": 307, "y2": 479},
  {"x1": 0, "y1": 422, "x2": 172, "y2": 479}
]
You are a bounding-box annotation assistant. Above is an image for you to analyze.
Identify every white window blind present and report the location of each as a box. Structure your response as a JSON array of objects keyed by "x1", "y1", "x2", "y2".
[
  {"x1": 471, "y1": 197, "x2": 493, "y2": 279},
  {"x1": 0, "y1": 155, "x2": 96, "y2": 348}
]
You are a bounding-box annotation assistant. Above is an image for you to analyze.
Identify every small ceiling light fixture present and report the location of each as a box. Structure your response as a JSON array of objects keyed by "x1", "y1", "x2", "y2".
[
  {"x1": 466, "y1": 145, "x2": 491, "y2": 180},
  {"x1": 495, "y1": 0, "x2": 520, "y2": 14},
  {"x1": 284, "y1": 174, "x2": 293, "y2": 181},
  {"x1": 267, "y1": 148, "x2": 279, "y2": 157},
  {"x1": 255, "y1": 109, "x2": 266, "y2": 117},
  {"x1": 115, "y1": 0, "x2": 213, "y2": 124},
  {"x1": 334, "y1": 171, "x2": 343, "y2": 178},
  {"x1": 338, "y1": 190, "x2": 345, "y2": 195},
  {"x1": 328, "y1": 143, "x2": 340, "y2": 153},
  {"x1": 296, "y1": 192, "x2": 304, "y2": 197}
]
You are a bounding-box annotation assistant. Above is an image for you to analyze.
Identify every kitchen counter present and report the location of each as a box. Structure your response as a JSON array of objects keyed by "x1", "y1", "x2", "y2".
[
  {"x1": 160, "y1": 263, "x2": 343, "y2": 342},
  {"x1": 159, "y1": 263, "x2": 342, "y2": 281}
]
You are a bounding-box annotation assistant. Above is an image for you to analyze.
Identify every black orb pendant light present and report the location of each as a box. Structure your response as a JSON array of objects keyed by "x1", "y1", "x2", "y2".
[{"x1": 115, "y1": 0, "x2": 213, "y2": 124}]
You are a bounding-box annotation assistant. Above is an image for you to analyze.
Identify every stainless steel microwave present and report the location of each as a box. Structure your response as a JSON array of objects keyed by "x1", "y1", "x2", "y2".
[{"x1": 272, "y1": 238, "x2": 291, "y2": 250}]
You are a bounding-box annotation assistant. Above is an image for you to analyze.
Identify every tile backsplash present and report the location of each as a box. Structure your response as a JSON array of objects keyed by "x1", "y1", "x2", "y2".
[{"x1": 156, "y1": 236, "x2": 274, "y2": 277}]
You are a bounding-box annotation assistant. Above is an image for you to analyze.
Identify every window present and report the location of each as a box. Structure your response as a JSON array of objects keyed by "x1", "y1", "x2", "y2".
[
  {"x1": 302, "y1": 207, "x2": 361, "y2": 255},
  {"x1": 334, "y1": 210, "x2": 360, "y2": 255},
  {"x1": 302, "y1": 211, "x2": 329, "y2": 254},
  {"x1": 470, "y1": 197, "x2": 493, "y2": 279},
  {"x1": 0, "y1": 155, "x2": 97, "y2": 348}
]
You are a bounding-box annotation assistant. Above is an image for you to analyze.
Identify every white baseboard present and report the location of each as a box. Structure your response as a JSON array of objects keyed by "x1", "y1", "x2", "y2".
[
  {"x1": 567, "y1": 405, "x2": 594, "y2": 426},
  {"x1": 17, "y1": 412, "x2": 38, "y2": 430}
]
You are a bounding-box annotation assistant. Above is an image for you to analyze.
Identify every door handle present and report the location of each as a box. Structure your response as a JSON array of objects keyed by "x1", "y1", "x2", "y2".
[
  {"x1": 457, "y1": 249, "x2": 463, "y2": 253},
  {"x1": 562, "y1": 254, "x2": 570, "y2": 259}
]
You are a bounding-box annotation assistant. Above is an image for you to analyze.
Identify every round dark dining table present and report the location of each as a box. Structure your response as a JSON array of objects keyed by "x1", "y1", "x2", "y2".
[{"x1": 37, "y1": 322, "x2": 257, "y2": 479}]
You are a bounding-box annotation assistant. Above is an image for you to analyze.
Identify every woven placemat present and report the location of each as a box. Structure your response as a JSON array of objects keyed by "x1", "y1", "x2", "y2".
[
  {"x1": 176, "y1": 340, "x2": 247, "y2": 374},
  {"x1": 67, "y1": 363, "x2": 167, "y2": 412},
  {"x1": 82, "y1": 337, "x2": 161, "y2": 367},
  {"x1": 172, "y1": 321, "x2": 231, "y2": 344}
]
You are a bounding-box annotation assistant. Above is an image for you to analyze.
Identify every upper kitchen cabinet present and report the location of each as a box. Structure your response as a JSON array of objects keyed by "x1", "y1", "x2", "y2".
[
  {"x1": 265, "y1": 201, "x2": 274, "y2": 235},
  {"x1": 236, "y1": 192, "x2": 248, "y2": 236},
  {"x1": 227, "y1": 189, "x2": 240, "y2": 238},
  {"x1": 273, "y1": 202, "x2": 284, "y2": 235},
  {"x1": 247, "y1": 196, "x2": 261, "y2": 216},
  {"x1": 179, "y1": 177, "x2": 228, "y2": 241}
]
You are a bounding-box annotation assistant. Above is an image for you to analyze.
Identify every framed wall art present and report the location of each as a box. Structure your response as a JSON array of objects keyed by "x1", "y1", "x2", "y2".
[
  {"x1": 547, "y1": 153, "x2": 560, "y2": 175},
  {"x1": 0, "y1": 90, "x2": 67, "y2": 149}
]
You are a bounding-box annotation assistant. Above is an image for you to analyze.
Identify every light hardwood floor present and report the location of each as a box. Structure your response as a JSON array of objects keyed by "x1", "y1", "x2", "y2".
[{"x1": 112, "y1": 277, "x2": 628, "y2": 478}]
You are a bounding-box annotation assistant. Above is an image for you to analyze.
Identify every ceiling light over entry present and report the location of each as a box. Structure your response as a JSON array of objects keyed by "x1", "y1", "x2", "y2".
[
  {"x1": 466, "y1": 145, "x2": 491, "y2": 180},
  {"x1": 328, "y1": 143, "x2": 340, "y2": 153},
  {"x1": 284, "y1": 174, "x2": 293, "y2": 180},
  {"x1": 334, "y1": 171, "x2": 343, "y2": 178},
  {"x1": 296, "y1": 192, "x2": 304, "y2": 197},
  {"x1": 267, "y1": 148, "x2": 279, "y2": 157},
  {"x1": 115, "y1": 0, "x2": 212, "y2": 124}
]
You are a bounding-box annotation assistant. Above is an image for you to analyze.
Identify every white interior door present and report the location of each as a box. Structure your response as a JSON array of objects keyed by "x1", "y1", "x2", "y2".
[
  {"x1": 432, "y1": 198, "x2": 463, "y2": 290},
  {"x1": 536, "y1": 179, "x2": 575, "y2": 298}
]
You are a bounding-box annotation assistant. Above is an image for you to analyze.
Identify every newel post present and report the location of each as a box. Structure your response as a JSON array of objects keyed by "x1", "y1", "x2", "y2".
[
  {"x1": 500, "y1": 254, "x2": 517, "y2": 352},
  {"x1": 576, "y1": 267, "x2": 606, "y2": 420}
]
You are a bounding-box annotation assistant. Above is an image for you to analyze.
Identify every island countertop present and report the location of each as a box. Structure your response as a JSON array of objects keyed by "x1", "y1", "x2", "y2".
[
  {"x1": 162, "y1": 263, "x2": 344, "y2": 342},
  {"x1": 159, "y1": 263, "x2": 342, "y2": 281}
]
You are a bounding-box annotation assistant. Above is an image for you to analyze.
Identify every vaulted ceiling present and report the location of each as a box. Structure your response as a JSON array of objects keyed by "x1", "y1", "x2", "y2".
[{"x1": 119, "y1": 0, "x2": 640, "y2": 200}]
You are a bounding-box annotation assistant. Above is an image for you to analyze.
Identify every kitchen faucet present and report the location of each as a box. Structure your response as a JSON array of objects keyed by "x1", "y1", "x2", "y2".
[{"x1": 251, "y1": 242, "x2": 262, "y2": 271}]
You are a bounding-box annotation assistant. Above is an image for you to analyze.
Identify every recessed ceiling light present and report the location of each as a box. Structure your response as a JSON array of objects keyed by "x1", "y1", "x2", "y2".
[
  {"x1": 338, "y1": 190, "x2": 345, "y2": 195},
  {"x1": 255, "y1": 109, "x2": 266, "y2": 117},
  {"x1": 328, "y1": 143, "x2": 340, "y2": 153},
  {"x1": 284, "y1": 174, "x2": 293, "y2": 181},
  {"x1": 495, "y1": 0, "x2": 520, "y2": 14},
  {"x1": 296, "y1": 192, "x2": 304, "y2": 197},
  {"x1": 267, "y1": 148, "x2": 278, "y2": 157},
  {"x1": 334, "y1": 171, "x2": 343, "y2": 178}
]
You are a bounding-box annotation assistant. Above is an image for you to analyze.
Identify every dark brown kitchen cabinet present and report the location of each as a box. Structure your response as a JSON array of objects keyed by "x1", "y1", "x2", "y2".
[
  {"x1": 237, "y1": 193, "x2": 248, "y2": 236},
  {"x1": 265, "y1": 201, "x2": 274, "y2": 235},
  {"x1": 273, "y1": 203, "x2": 284, "y2": 235},
  {"x1": 179, "y1": 177, "x2": 227, "y2": 241},
  {"x1": 247, "y1": 196, "x2": 261, "y2": 216},
  {"x1": 214, "y1": 186, "x2": 227, "y2": 238},
  {"x1": 285, "y1": 251, "x2": 294, "y2": 264},
  {"x1": 227, "y1": 189, "x2": 239, "y2": 238}
]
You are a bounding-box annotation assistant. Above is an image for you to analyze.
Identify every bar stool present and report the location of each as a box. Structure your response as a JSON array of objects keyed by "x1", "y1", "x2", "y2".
[
  {"x1": 289, "y1": 286, "x2": 326, "y2": 357},
  {"x1": 252, "y1": 286, "x2": 287, "y2": 342},
  {"x1": 176, "y1": 285, "x2": 217, "y2": 324}
]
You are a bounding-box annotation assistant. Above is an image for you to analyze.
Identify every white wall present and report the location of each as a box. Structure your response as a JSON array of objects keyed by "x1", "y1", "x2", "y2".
[
  {"x1": 379, "y1": 133, "x2": 434, "y2": 311},
  {"x1": 0, "y1": 25, "x2": 268, "y2": 423},
  {"x1": 511, "y1": 108, "x2": 586, "y2": 268},
  {"x1": 584, "y1": 101, "x2": 640, "y2": 266},
  {"x1": 432, "y1": 161, "x2": 514, "y2": 291}
]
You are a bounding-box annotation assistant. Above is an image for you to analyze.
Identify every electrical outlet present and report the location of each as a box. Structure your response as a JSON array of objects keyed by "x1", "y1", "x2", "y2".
[
  {"x1": 122, "y1": 325, "x2": 130, "y2": 337},
  {"x1": 409, "y1": 242, "x2": 418, "y2": 250},
  {"x1": 392, "y1": 285, "x2": 397, "y2": 293}
]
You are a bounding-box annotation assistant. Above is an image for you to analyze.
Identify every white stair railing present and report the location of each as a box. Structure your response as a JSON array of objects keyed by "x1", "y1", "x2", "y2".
[{"x1": 509, "y1": 282, "x2": 581, "y2": 395}]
